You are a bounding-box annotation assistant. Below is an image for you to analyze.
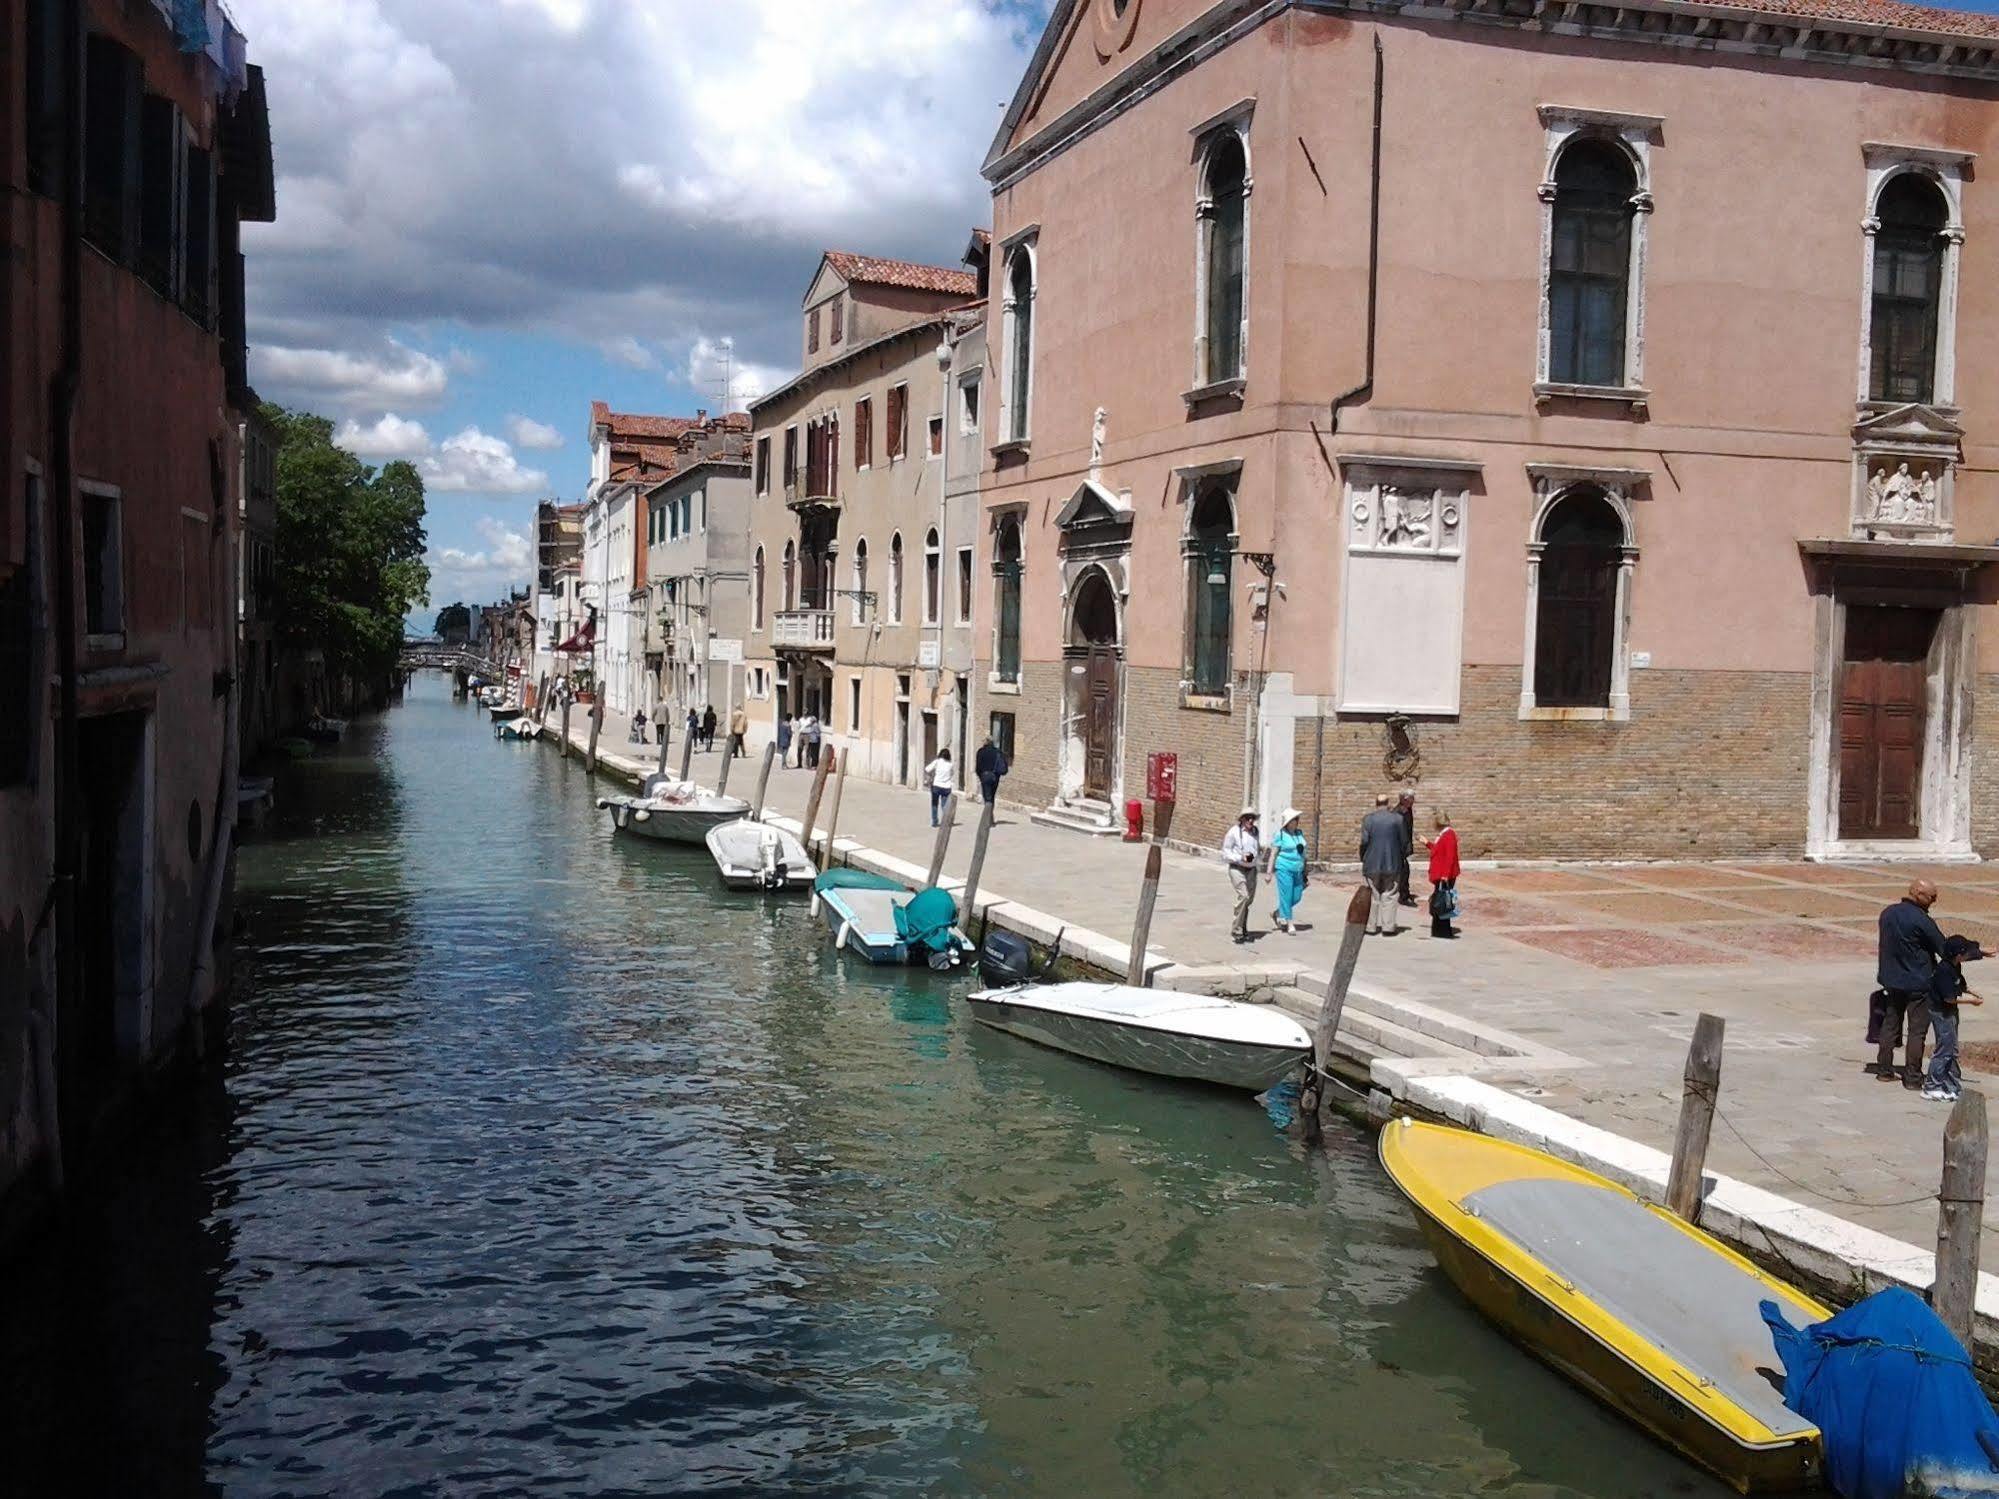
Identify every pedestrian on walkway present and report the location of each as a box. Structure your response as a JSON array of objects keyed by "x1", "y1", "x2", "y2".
[
  {"x1": 630, "y1": 706, "x2": 647, "y2": 745},
  {"x1": 1360, "y1": 793, "x2": 1408, "y2": 936},
  {"x1": 802, "y1": 713, "x2": 821, "y2": 768},
  {"x1": 653, "y1": 699, "x2": 668, "y2": 744},
  {"x1": 776, "y1": 714, "x2": 793, "y2": 766},
  {"x1": 1395, "y1": 790, "x2": 1418, "y2": 907},
  {"x1": 701, "y1": 703, "x2": 718, "y2": 751},
  {"x1": 975, "y1": 734, "x2": 1010, "y2": 807},
  {"x1": 1922, "y1": 936, "x2": 1986, "y2": 1102},
  {"x1": 685, "y1": 706, "x2": 699, "y2": 749},
  {"x1": 1422, "y1": 810, "x2": 1460, "y2": 939},
  {"x1": 1222, "y1": 808, "x2": 1260, "y2": 944},
  {"x1": 924, "y1": 749, "x2": 955, "y2": 826},
  {"x1": 729, "y1": 704, "x2": 748, "y2": 758},
  {"x1": 1270, "y1": 809, "x2": 1309, "y2": 934},
  {"x1": 1874, "y1": 879, "x2": 1946, "y2": 1086}
]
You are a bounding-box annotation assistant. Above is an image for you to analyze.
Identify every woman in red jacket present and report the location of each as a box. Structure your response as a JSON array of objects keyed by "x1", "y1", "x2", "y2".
[{"x1": 1422, "y1": 811, "x2": 1460, "y2": 939}]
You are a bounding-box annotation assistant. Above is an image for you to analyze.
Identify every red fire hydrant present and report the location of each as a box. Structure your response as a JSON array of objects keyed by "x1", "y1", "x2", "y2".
[{"x1": 1124, "y1": 798, "x2": 1144, "y2": 842}]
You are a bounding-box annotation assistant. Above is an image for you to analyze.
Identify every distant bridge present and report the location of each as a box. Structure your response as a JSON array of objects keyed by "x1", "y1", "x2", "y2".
[{"x1": 399, "y1": 644, "x2": 504, "y2": 675}]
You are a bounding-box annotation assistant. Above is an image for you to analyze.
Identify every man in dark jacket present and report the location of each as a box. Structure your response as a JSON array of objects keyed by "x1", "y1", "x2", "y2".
[
  {"x1": 1876, "y1": 879, "x2": 1946, "y2": 1087},
  {"x1": 974, "y1": 735, "x2": 1010, "y2": 806},
  {"x1": 1360, "y1": 794, "x2": 1409, "y2": 936},
  {"x1": 1395, "y1": 791, "x2": 1418, "y2": 906}
]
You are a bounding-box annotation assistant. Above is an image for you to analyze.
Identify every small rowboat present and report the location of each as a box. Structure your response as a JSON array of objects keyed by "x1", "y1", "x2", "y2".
[
  {"x1": 812, "y1": 870, "x2": 971, "y2": 966},
  {"x1": 705, "y1": 819, "x2": 814, "y2": 892},
  {"x1": 1379, "y1": 1119, "x2": 1829, "y2": 1493},
  {"x1": 598, "y1": 776, "x2": 749, "y2": 846}
]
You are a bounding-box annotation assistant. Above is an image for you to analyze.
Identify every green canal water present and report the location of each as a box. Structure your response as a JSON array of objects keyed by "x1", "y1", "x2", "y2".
[{"x1": 7, "y1": 674, "x2": 1727, "y2": 1496}]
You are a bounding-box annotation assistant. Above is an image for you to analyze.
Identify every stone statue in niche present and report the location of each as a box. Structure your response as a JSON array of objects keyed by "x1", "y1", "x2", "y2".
[
  {"x1": 1090, "y1": 407, "x2": 1107, "y2": 471},
  {"x1": 1379, "y1": 486, "x2": 1432, "y2": 548},
  {"x1": 1867, "y1": 461, "x2": 1937, "y2": 525}
]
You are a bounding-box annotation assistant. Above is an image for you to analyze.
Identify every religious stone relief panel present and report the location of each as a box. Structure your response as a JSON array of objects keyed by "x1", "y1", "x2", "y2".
[
  {"x1": 1855, "y1": 454, "x2": 1953, "y2": 539},
  {"x1": 1339, "y1": 461, "x2": 1474, "y2": 716},
  {"x1": 1347, "y1": 470, "x2": 1468, "y2": 558}
]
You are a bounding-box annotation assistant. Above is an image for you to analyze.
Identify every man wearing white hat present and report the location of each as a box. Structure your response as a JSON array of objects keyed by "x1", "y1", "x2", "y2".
[{"x1": 1221, "y1": 807, "x2": 1261, "y2": 944}]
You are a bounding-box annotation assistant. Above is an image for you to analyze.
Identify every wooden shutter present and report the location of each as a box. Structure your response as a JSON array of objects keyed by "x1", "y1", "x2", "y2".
[
  {"x1": 855, "y1": 398, "x2": 871, "y2": 468},
  {"x1": 807, "y1": 306, "x2": 819, "y2": 353},
  {"x1": 139, "y1": 96, "x2": 183, "y2": 298},
  {"x1": 182, "y1": 143, "x2": 215, "y2": 325},
  {"x1": 886, "y1": 386, "x2": 905, "y2": 460},
  {"x1": 85, "y1": 37, "x2": 143, "y2": 261},
  {"x1": 25, "y1": 0, "x2": 68, "y2": 198}
]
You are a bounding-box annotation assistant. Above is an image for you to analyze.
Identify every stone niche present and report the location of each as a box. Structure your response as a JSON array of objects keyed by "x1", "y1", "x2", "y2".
[{"x1": 1850, "y1": 403, "x2": 1962, "y2": 542}]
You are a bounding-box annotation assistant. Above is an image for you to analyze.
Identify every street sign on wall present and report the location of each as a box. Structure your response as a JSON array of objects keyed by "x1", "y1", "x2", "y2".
[
  {"x1": 709, "y1": 638, "x2": 744, "y2": 663},
  {"x1": 918, "y1": 639, "x2": 940, "y2": 667}
]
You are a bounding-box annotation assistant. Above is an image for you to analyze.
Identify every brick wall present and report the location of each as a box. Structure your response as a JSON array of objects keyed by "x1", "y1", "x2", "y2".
[
  {"x1": 985, "y1": 660, "x2": 1063, "y2": 809},
  {"x1": 1120, "y1": 665, "x2": 1249, "y2": 850},
  {"x1": 1297, "y1": 666, "x2": 1814, "y2": 862},
  {"x1": 1974, "y1": 674, "x2": 1999, "y2": 857}
]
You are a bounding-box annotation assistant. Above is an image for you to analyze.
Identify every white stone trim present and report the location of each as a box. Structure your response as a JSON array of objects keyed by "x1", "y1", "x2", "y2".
[
  {"x1": 1191, "y1": 116, "x2": 1252, "y2": 392},
  {"x1": 1518, "y1": 469, "x2": 1645, "y2": 722},
  {"x1": 1856, "y1": 145, "x2": 1969, "y2": 409},
  {"x1": 999, "y1": 236, "x2": 1038, "y2": 446},
  {"x1": 1535, "y1": 106, "x2": 1660, "y2": 397},
  {"x1": 1336, "y1": 458, "x2": 1476, "y2": 716}
]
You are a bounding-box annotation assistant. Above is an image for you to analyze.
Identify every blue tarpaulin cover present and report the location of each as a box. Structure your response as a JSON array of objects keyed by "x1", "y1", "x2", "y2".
[
  {"x1": 1761, "y1": 1287, "x2": 1999, "y2": 1498},
  {"x1": 893, "y1": 887, "x2": 960, "y2": 957}
]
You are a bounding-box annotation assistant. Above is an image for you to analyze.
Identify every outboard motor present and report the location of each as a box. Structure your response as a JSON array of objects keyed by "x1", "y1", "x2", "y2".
[{"x1": 979, "y1": 929, "x2": 1034, "y2": 987}]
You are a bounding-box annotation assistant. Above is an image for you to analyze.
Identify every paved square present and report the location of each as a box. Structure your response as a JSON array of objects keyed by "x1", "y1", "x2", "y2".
[{"x1": 1498, "y1": 927, "x2": 1740, "y2": 968}]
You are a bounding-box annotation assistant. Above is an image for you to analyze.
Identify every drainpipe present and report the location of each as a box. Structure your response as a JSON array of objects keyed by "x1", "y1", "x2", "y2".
[
  {"x1": 1328, "y1": 32, "x2": 1384, "y2": 436},
  {"x1": 188, "y1": 431, "x2": 242, "y2": 1043}
]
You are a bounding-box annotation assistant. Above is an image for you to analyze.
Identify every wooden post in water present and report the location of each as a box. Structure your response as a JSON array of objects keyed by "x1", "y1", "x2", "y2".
[
  {"x1": 1666, "y1": 1013, "x2": 1725, "y2": 1224},
  {"x1": 678, "y1": 725, "x2": 695, "y2": 782},
  {"x1": 586, "y1": 694, "x2": 604, "y2": 772},
  {"x1": 1125, "y1": 845, "x2": 1164, "y2": 987},
  {"x1": 818, "y1": 749, "x2": 850, "y2": 863},
  {"x1": 1312, "y1": 886, "x2": 1375, "y2": 1101},
  {"x1": 961, "y1": 798, "x2": 996, "y2": 918},
  {"x1": 750, "y1": 742, "x2": 778, "y2": 821},
  {"x1": 1936, "y1": 1090, "x2": 1987, "y2": 1349},
  {"x1": 716, "y1": 742, "x2": 735, "y2": 798},
  {"x1": 560, "y1": 690, "x2": 574, "y2": 761},
  {"x1": 925, "y1": 792, "x2": 959, "y2": 887},
  {"x1": 800, "y1": 748, "x2": 835, "y2": 855},
  {"x1": 656, "y1": 721, "x2": 670, "y2": 775}
]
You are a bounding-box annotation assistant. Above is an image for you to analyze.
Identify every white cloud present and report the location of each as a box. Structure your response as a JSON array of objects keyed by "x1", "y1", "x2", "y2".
[
  {"x1": 335, "y1": 412, "x2": 433, "y2": 459},
  {"x1": 428, "y1": 515, "x2": 535, "y2": 601},
  {"x1": 684, "y1": 336, "x2": 782, "y2": 411},
  {"x1": 254, "y1": 340, "x2": 452, "y2": 411},
  {"x1": 600, "y1": 335, "x2": 659, "y2": 371},
  {"x1": 506, "y1": 414, "x2": 566, "y2": 451},
  {"x1": 418, "y1": 427, "x2": 550, "y2": 494}
]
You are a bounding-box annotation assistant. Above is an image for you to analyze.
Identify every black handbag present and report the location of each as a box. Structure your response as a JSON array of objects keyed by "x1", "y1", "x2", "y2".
[{"x1": 1428, "y1": 886, "x2": 1453, "y2": 920}]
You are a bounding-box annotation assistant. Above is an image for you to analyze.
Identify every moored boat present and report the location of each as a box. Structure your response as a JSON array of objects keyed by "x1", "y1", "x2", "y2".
[
  {"x1": 597, "y1": 776, "x2": 749, "y2": 845},
  {"x1": 812, "y1": 870, "x2": 970, "y2": 965},
  {"x1": 302, "y1": 714, "x2": 346, "y2": 743},
  {"x1": 964, "y1": 981, "x2": 1309, "y2": 1091},
  {"x1": 1378, "y1": 1118, "x2": 1828, "y2": 1493},
  {"x1": 705, "y1": 820, "x2": 814, "y2": 891}
]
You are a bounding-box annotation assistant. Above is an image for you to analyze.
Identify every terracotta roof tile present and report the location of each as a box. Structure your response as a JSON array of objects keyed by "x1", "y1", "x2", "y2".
[
  {"x1": 823, "y1": 250, "x2": 979, "y2": 297},
  {"x1": 1733, "y1": 0, "x2": 1999, "y2": 38}
]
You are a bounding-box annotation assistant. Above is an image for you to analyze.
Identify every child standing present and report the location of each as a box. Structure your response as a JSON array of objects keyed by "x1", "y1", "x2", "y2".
[{"x1": 1922, "y1": 936, "x2": 1985, "y2": 1103}]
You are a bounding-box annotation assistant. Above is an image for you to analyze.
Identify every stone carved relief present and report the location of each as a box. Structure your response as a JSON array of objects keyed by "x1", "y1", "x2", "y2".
[
  {"x1": 1865, "y1": 461, "x2": 1939, "y2": 527},
  {"x1": 1347, "y1": 470, "x2": 1466, "y2": 558}
]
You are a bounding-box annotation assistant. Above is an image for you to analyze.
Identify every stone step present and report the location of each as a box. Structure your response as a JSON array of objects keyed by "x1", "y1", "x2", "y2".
[
  {"x1": 1266, "y1": 986, "x2": 1485, "y2": 1068},
  {"x1": 1031, "y1": 800, "x2": 1122, "y2": 837}
]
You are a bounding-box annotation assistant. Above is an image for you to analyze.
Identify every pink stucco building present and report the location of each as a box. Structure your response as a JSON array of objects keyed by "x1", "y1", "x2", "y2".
[{"x1": 977, "y1": 0, "x2": 1999, "y2": 861}]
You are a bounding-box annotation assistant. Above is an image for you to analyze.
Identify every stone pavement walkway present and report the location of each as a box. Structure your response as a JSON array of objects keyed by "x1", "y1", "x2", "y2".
[{"x1": 530, "y1": 699, "x2": 1994, "y2": 1261}]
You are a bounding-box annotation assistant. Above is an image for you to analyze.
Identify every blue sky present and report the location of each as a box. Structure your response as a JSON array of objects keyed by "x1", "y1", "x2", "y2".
[{"x1": 232, "y1": 0, "x2": 1056, "y2": 618}]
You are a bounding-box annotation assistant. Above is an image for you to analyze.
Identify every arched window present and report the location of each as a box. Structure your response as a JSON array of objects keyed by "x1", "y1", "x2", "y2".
[
  {"x1": 1199, "y1": 132, "x2": 1248, "y2": 386},
  {"x1": 888, "y1": 531, "x2": 905, "y2": 623},
  {"x1": 851, "y1": 537, "x2": 869, "y2": 625},
  {"x1": 1533, "y1": 489, "x2": 1624, "y2": 709},
  {"x1": 753, "y1": 545, "x2": 766, "y2": 630},
  {"x1": 782, "y1": 540, "x2": 796, "y2": 612},
  {"x1": 1548, "y1": 139, "x2": 1636, "y2": 388},
  {"x1": 1871, "y1": 173, "x2": 1949, "y2": 404},
  {"x1": 1004, "y1": 247, "x2": 1034, "y2": 442},
  {"x1": 993, "y1": 519, "x2": 1022, "y2": 684},
  {"x1": 1185, "y1": 482, "x2": 1234, "y2": 696},
  {"x1": 923, "y1": 528, "x2": 941, "y2": 625}
]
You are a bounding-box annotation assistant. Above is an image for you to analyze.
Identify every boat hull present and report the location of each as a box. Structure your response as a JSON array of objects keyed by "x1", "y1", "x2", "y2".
[
  {"x1": 606, "y1": 801, "x2": 742, "y2": 845},
  {"x1": 964, "y1": 992, "x2": 1305, "y2": 1091},
  {"x1": 1381, "y1": 1122, "x2": 1824, "y2": 1494},
  {"x1": 705, "y1": 821, "x2": 814, "y2": 892}
]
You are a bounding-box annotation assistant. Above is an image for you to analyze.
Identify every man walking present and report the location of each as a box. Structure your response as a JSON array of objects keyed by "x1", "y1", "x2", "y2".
[
  {"x1": 1222, "y1": 808, "x2": 1260, "y2": 945},
  {"x1": 1395, "y1": 791, "x2": 1418, "y2": 907},
  {"x1": 1876, "y1": 879, "x2": 1947, "y2": 1087},
  {"x1": 1360, "y1": 793, "x2": 1408, "y2": 935},
  {"x1": 801, "y1": 712, "x2": 821, "y2": 768},
  {"x1": 728, "y1": 703, "x2": 748, "y2": 758},
  {"x1": 701, "y1": 703, "x2": 718, "y2": 752},
  {"x1": 975, "y1": 733, "x2": 1010, "y2": 807}
]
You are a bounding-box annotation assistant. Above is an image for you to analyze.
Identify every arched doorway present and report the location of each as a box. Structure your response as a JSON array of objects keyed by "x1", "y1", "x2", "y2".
[{"x1": 1067, "y1": 569, "x2": 1121, "y2": 801}]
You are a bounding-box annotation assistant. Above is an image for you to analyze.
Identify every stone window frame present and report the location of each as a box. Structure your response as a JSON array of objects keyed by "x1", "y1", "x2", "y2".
[
  {"x1": 1174, "y1": 457, "x2": 1243, "y2": 711},
  {"x1": 987, "y1": 503, "x2": 1027, "y2": 695},
  {"x1": 1856, "y1": 143, "x2": 1973, "y2": 412},
  {"x1": 995, "y1": 226, "x2": 1038, "y2": 454},
  {"x1": 1518, "y1": 464, "x2": 1647, "y2": 723},
  {"x1": 1534, "y1": 105, "x2": 1660, "y2": 414},
  {"x1": 1186, "y1": 98, "x2": 1254, "y2": 407}
]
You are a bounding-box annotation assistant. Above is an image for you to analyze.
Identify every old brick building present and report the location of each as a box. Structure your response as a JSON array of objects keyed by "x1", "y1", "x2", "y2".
[
  {"x1": 979, "y1": 0, "x2": 1999, "y2": 860},
  {"x1": 1, "y1": 0, "x2": 274, "y2": 1226}
]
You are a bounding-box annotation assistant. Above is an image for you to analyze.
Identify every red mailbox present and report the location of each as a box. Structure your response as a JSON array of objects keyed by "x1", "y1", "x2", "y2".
[{"x1": 1146, "y1": 751, "x2": 1178, "y2": 804}]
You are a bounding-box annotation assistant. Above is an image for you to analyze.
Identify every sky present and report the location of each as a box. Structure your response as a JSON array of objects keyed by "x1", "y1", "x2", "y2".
[{"x1": 234, "y1": 0, "x2": 1057, "y2": 619}]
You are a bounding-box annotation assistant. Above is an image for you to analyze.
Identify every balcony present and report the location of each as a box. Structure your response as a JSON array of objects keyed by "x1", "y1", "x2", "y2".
[{"x1": 774, "y1": 609, "x2": 835, "y2": 651}]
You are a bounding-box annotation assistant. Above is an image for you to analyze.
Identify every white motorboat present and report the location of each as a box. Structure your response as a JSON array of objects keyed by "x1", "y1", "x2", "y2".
[
  {"x1": 705, "y1": 819, "x2": 815, "y2": 891},
  {"x1": 964, "y1": 981, "x2": 1310, "y2": 1091},
  {"x1": 597, "y1": 775, "x2": 749, "y2": 846}
]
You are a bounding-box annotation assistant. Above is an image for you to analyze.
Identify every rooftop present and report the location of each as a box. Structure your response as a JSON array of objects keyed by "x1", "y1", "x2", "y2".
[{"x1": 822, "y1": 250, "x2": 979, "y2": 299}]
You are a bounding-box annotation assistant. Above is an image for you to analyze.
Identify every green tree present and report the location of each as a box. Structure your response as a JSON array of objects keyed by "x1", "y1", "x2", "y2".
[
  {"x1": 434, "y1": 601, "x2": 472, "y2": 643},
  {"x1": 264, "y1": 404, "x2": 431, "y2": 705}
]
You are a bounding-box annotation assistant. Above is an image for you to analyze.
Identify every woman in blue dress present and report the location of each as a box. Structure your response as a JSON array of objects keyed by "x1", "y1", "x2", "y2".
[{"x1": 1271, "y1": 808, "x2": 1309, "y2": 934}]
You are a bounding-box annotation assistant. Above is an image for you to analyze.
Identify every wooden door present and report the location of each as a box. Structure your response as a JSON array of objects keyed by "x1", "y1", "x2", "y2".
[
  {"x1": 921, "y1": 712, "x2": 938, "y2": 768},
  {"x1": 1084, "y1": 647, "x2": 1117, "y2": 800},
  {"x1": 1839, "y1": 607, "x2": 1935, "y2": 839}
]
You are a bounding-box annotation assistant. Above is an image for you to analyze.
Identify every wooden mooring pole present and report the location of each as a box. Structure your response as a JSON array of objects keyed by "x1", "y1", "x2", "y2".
[
  {"x1": 1308, "y1": 887, "x2": 1375, "y2": 1130},
  {"x1": 800, "y1": 748, "x2": 835, "y2": 857},
  {"x1": 1666, "y1": 1013, "x2": 1725, "y2": 1224},
  {"x1": 750, "y1": 742, "x2": 778, "y2": 822},
  {"x1": 1936, "y1": 1090, "x2": 1987, "y2": 1350},
  {"x1": 560, "y1": 692, "x2": 574, "y2": 761},
  {"x1": 678, "y1": 725, "x2": 695, "y2": 782},
  {"x1": 585, "y1": 695, "x2": 603, "y2": 772},
  {"x1": 818, "y1": 749, "x2": 850, "y2": 863},
  {"x1": 926, "y1": 792, "x2": 959, "y2": 887},
  {"x1": 1125, "y1": 844, "x2": 1164, "y2": 987},
  {"x1": 656, "y1": 721, "x2": 670, "y2": 775},
  {"x1": 961, "y1": 798, "x2": 996, "y2": 919},
  {"x1": 716, "y1": 741, "x2": 735, "y2": 798}
]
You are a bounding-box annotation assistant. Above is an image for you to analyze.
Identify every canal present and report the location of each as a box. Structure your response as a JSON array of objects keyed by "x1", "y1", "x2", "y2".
[{"x1": 7, "y1": 675, "x2": 1723, "y2": 1496}]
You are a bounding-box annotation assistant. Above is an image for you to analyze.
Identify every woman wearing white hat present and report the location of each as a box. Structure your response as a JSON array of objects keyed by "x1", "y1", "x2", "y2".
[{"x1": 1271, "y1": 808, "x2": 1309, "y2": 934}]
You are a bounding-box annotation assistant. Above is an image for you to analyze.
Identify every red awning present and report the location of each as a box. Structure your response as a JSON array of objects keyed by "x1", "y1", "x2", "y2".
[{"x1": 555, "y1": 617, "x2": 596, "y2": 654}]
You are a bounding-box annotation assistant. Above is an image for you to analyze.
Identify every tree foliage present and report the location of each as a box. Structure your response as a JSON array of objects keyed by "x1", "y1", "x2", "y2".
[
  {"x1": 434, "y1": 602, "x2": 472, "y2": 642},
  {"x1": 264, "y1": 403, "x2": 431, "y2": 693}
]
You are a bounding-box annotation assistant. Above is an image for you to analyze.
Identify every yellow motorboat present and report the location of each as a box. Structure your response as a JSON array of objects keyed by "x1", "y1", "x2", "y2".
[{"x1": 1379, "y1": 1118, "x2": 1830, "y2": 1493}]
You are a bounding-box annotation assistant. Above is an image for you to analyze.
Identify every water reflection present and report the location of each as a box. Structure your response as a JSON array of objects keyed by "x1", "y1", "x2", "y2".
[{"x1": 6, "y1": 677, "x2": 1725, "y2": 1496}]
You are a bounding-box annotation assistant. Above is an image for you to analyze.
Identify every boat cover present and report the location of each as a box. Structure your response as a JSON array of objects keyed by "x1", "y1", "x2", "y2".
[
  {"x1": 814, "y1": 869, "x2": 905, "y2": 895},
  {"x1": 893, "y1": 887, "x2": 960, "y2": 957},
  {"x1": 1762, "y1": 1287, "x2": 1999, "y2": 1498}
]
